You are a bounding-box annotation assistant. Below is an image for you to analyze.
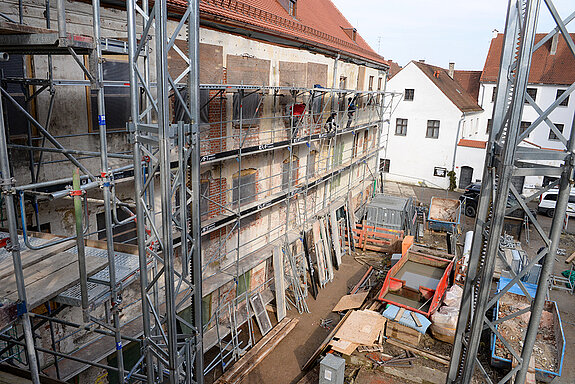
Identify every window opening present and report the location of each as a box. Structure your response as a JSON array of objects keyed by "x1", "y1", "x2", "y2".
[{"x1": 426, "y1": 120, "x2": 440, "y2": 139}]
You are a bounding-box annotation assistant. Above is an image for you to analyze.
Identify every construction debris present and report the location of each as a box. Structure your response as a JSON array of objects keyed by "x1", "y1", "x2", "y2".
[{"x1": 332, "y1": 292, "x2": 369, "y2": 312}]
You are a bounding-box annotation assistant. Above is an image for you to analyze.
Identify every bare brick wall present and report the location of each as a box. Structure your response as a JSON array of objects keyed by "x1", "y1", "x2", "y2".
[
  {"x1": 200, "y1": 90, "x2": 227, "y2": 156},
  {"x1": 208, "y1": 177, "x2": 227, "y2": 219},
  {"x1": 226, "y1": 55, "x2": 270, "y2": 85}
]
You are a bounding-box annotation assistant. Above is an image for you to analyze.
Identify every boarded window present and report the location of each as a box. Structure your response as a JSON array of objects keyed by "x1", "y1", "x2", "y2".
[
  {"x1": 96, "y1": 209, "x2": 136, "y2": 245},
  {"x1": 0, "y1": 54, "x2": 31, "y2": 137},
  {"x1": 310, "y1": 90, "x2": 324, "y2": 122},
  {"x1": 173, "y1": 88, "x2": 209, "y2": 124},
  {"x1": 232, "y1": 169, "x2": 256, "y2": 206},
  {"x1": 90, "y1": 57, "x2": 130, "y2": 131},
  {"x1": 226, "y1": 55, "x2": 270, "y2": 86},
  {"x1": 233, "y1": 92, "x2": 262, "y2": 127},
  {"x1": 306, "y1": 63, "x2": 328, "y2": 88},
  {"x1": 282, "y1": 156, "x2": 299, "y2": 190}
]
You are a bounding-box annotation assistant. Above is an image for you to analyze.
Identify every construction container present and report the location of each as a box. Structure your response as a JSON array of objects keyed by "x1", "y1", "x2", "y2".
[
  {"x1": 490, "y1": 277, "x2": 565, "y2": 382},
  {"x1": 427, "y1": 197, "x2": 461, "y2": 233},
  {"x1": 319, "y1": 353, "x2": 345, "y2": 384},
  {"x1": 377, "y1": 246, "x2": 454, "y2": 318},
  {"x1": 365, "y1": 194, "x2": 416, "y2": 235}
]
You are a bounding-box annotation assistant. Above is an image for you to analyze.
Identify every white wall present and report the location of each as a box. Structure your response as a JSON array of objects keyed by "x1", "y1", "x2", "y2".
[
  {"x1": 454, "y1": 145, "x2": 487, "y2": 187},
  {"x1": 382, "y1": 62, "x2": 468, "y2": 189},
  {"x1": 474, "y1": 82, "x2": 575, "y2": 190}
]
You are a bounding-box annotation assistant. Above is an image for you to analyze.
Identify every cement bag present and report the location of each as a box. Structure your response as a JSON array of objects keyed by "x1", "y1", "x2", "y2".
[
  {"x1": 430, "y1": 306, "x2": 458, "y2": 344},
  {"x1": 443, "y1": 285, "x2": 463, "y2": 308}
]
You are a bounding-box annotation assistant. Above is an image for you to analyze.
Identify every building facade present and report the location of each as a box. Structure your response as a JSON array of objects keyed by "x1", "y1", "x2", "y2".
[
  {"x1": 0, "y1": 0, "x2": 389, "y2": 382},
  {"x1": 470, "y1": 32, "x2": 575, "y2": 191},
  {"x1": 382, "y1": 60, "x2": 482, "y2": 189}
]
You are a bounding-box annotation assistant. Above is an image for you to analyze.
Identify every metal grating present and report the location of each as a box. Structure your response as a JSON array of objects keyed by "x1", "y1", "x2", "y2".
[{"x1": 56, "y1": 246, "x2": 140, "y2": 307}]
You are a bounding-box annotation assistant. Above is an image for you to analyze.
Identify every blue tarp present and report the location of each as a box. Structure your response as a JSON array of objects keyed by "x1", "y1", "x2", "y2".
[{"x1": 382, "y1": 304, "x2": 431, "y2": 334}]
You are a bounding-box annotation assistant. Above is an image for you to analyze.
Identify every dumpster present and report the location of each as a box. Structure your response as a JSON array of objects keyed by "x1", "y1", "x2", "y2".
[
  {"x1": 427, "y1": 197, "x2": 461, "y2": 233},
  {"x1": 377, "y1": 246, "x2": 454, "y2": 318},
  {"x1": 365, "y1": 194, "x2": 416, "y2": 235},
  {"x1": 490, "y1": 277, "x2": 564, "y2": 382}
]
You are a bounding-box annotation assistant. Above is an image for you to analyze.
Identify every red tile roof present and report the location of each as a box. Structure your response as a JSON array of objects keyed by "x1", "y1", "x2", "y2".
[
  {"x1": 412, "y1": 61, "x2": 483, "y2": 113},
  {"x1": 454, "y1": 70, "x2": 482, "y2": 101},
  {"x1": 458, "y1": 139, "x2": 487, "y2": 149},
  {"x1": 481, "y1": 33, "x2": 575, "y2": 85},
  {"x1": 386, "y1": 60, "x2": 402, "y2": 79},
  {"x1": 167, "y1": 0, "x2": 387, "y2": 68}
]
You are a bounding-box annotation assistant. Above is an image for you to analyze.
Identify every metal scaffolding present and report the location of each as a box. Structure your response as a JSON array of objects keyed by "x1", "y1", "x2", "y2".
[
  {"x1": 0, "y1": 0, "x2": 395, "y2": 383},
  {"x1": 448, "y1": 0, "x2": 575, "y2": 383}
]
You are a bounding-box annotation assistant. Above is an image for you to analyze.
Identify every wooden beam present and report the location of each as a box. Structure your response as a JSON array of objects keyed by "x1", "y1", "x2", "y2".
[
  {"x1": 214, "y1": 317, "x2": 298, "y2": 384},
  {"x1": 386, "y1": 338, "x2": 450, "y2": 365}
]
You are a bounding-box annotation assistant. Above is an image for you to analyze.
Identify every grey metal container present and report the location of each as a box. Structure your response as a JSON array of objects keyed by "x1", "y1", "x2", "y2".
[
  {"x1": 365, "y1": 194, "x2": 416, "y2": 234},
  {"x1": 319, "y1": 354, "x2": 345, "y2": 384}
]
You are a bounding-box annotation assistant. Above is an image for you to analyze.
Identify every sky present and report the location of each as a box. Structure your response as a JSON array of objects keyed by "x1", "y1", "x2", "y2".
[{"x1": 331, "y1": 0, "x2": 573, "y2": 70}]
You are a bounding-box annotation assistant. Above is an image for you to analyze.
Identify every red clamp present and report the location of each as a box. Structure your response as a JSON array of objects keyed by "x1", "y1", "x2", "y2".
[
  {"x1": 70, "y1": 190, "x2": 83, "y2": 197},
  {"x1": 0, "y1": 237, "x2": 10, "y2": 248},
  {"x1": 142, "y1": 156, "x2": 151, "y2": 163},
  {"x1": 101, "y1": 172, "x2": 107, "y2": 178}
]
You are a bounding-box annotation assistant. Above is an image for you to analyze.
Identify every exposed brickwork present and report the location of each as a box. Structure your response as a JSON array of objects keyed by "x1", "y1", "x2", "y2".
[
  {"x1": 200, "y1": 90, "x2": 227, "y2": 156},
  {"x1": 208, "y1": 177, "x2": 227, "y2": 219}
]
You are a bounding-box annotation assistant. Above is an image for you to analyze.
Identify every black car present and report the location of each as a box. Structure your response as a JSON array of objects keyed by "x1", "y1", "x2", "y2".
[{"x1": 459, "y1": 183, "x2": 537, "y2": 220}]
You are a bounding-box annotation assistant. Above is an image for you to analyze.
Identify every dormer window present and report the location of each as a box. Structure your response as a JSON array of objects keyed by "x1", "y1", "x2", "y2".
[
  {"x1": 342, "y1": 27, "x2": 357, "y2": 42},
  {"x1": 278, "y1": 0, "x2": 297, "y2": 17}
]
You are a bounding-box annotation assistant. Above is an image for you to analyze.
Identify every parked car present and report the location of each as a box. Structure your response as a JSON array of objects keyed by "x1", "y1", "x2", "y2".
[
  {"x1": 538, "y1": 188, "x2": 575, "y2": 217},
  {"x1": 459, "y1": 183, "x2": 537, "y2": 220}
]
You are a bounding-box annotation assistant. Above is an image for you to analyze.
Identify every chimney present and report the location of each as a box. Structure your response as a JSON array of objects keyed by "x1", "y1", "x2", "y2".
[
  {"x1": 419, "y1": 59, "x2": 425, "y2": 63},
  {"x1": 551, "y1": 33, "x2": 559, "y2": 55},
  {"x1": 492, "y1": 29, "x2": 499, "y2": 39},
  {"x1": 448, "y1": 62, "x2": 455, "y2": 79}
]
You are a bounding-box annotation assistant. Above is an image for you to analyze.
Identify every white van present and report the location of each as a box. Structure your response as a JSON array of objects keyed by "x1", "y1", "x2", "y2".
[{"x1": 538, "y1": 188, "x2": 575, "y2": 217}]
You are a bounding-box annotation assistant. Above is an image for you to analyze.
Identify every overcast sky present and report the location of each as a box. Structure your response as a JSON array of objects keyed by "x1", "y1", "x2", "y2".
[{"x1": 331, "y1": 0, "x2": 573, "y2": 70}]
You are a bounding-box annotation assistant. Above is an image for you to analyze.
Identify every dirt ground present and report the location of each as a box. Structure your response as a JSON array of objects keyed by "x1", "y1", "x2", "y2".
[{"x1": 234, "y1": 183, "x2": 575, "y2": 384}]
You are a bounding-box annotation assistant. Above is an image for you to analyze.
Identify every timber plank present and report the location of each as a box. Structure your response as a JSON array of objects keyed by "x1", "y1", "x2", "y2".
[
  {"x1": 330, "y1": 210, "x2": 342, "y2": 267},
  {"x1": 18, "y1": 256, "x2": 107, "y2": 308},
  {"x1": 386, "y1": 338, "x2": 450, "y2": 365},
  {"x1": 0, "y1": 251, "x2": 80, "y2": 291},
  {"x1": 0, "y1": 240, "x2": 75, "y2": 280}
]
